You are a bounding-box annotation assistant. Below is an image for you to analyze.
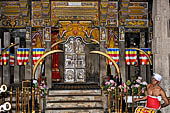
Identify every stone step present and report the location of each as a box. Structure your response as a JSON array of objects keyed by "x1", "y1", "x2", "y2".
[
  {"x1": 48, "y1": 89, "x2": 102, "y2": 96},
  {"x1": 45, "y1": 107, "x2": 104, "y2": 113},
  {"x1": 46, "y1": 100, "x2": 103, "y2": 108},
  {"x1": 47, "y1": 95, "x2": 102, "y2": 101}
]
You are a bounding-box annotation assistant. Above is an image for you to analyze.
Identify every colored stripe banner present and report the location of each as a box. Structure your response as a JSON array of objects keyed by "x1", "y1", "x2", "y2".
[
  {"x1": 125, "y1": 49, "x2": 137, "y2": 65},
  {"x1": 32, "y1": 48, "x2": 45, "y2": 65},
  {"x1": 139, "y1": 48, "x2": 151, "y2": 65},
  {"x1": 10, "y1": 54, "x2": 15, "y2": 66},
  {"x1": 107, "y1": 48, "x2": 119, "y2": 65},
  {"x1": 0, "y1": 48, "x2": 10, "y2": 65},
  {"x1": 17, "y1": 48, "x2": 30, "y2": 65}
]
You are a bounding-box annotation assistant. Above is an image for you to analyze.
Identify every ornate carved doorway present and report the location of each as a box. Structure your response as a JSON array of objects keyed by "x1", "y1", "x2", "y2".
[{"x1": 64, "y1": 37, "x2": 86, "y2": 83}]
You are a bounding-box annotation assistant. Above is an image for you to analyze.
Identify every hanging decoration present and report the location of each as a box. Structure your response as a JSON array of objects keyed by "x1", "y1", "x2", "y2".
[
  {"x1": 107, "y1": 48, "x2": 119, "y2": 65},
  {"x1": 17, "y1": 48, "x2": 29, "y2": 65},
  {"x1": 32, "y1": 48, "x2": 45, "y2": 65},
  {"x1": 0, "y1": 48, "x2": 10, "y2": 65},
  {"x1": 10, "y1": 54, "x2": 15, "y2": 66},
  {"x1": 125, "y1": 49, "x2": 137, "y2": 65},
  {"x1": 139, "y1": 48, "x2": 151, "y2": 65}
]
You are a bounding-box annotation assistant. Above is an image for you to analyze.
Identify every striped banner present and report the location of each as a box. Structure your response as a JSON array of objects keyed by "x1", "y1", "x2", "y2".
[
  {"x1": 17, "y1": 48, "x2": 30, "y2": 65},
  {"x1": 32, "y1": 48, "x2": 45, "y2": 65},
  {"x1": 0, "y1": 48, "x2": 10, "y2": 65},
  {"x1": 139, "y1": 48, "x2": 151, "y2": 65},
  {"x1": 10, "y1": 54, "x2": 15, "y2": 66},
  {"x1": 107, "y1": 48, "x2": 119, "y2": 65},
  {"x1": 125, "y1": 49, "x2": 137, "y2": 65}
]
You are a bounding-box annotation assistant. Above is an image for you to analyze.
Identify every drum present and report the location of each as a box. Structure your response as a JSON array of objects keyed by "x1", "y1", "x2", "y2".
[{"x1": 135, "y1": 106, "x2": 157, "y2": 113}]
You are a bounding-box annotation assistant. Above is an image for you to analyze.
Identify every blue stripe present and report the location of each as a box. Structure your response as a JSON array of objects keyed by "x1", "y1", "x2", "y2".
[
  {"x1": 32, "y1": 48, "x2": 45, "y2": 51},
  {"x1": 107, "y1": 48, "x2": 119, "y2": 51},
  {"x1": 125, "y1": 49, "x2": 136, "y2": 51},
  {"x1": 17, "y1": 48, "x2": 29, "y2": 51},
  {"x1": 1, "y1": 48, "x2": 10, "y2": 51}
]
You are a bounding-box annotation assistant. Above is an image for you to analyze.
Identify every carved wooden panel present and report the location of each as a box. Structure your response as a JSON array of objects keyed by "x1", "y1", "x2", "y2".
[{"x1": 64, "y1": 37, "x2": 86, "y2": 83}]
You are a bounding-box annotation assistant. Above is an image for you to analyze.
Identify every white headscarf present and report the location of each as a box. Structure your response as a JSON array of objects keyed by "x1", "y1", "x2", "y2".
[{"x1": 153, "y1": 73, "x2": 162, "y2": 81}]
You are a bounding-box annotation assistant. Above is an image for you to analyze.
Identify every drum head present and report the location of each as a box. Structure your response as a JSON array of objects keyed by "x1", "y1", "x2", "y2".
[{"x1": 135, "y1": 106, "x2": 157, "y2": 113}]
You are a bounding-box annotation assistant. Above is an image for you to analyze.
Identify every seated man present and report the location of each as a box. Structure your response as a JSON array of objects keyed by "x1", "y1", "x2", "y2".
[{"x1": 135, "y1": 73, "x2": 169, "y2": 110}]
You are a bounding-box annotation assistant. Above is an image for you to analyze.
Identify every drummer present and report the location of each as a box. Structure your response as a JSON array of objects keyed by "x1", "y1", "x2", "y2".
[{"x1": 134, "y1": 73, "x2": 169, "y2": 110}]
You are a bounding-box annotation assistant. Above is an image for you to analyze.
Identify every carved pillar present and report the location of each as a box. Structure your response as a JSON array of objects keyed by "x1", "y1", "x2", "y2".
[
  {"x1": 152, "y1": 0, "x2": 170, "y2": 112},
  {"x1": 100, "y1": 41, "x2": 106, "y2": 86},
  {"x1": 14, "y1": 38, "x2": 20, "y2": 83},
  {"x1": 3, "y1": 32, "x2": 10, "y2": 85},
  {"x1": 25, "y1": 27, "x2": 32, "y2": 80},
  {"x1": 45, "y1": 41, "x2": 52, "y2": 88},
  {"x1": 140, "y1": 32, "x2": 146, "y2": 81},
  {"x1": 119, "y1": 27, "x2": 126, "y2": 82}
]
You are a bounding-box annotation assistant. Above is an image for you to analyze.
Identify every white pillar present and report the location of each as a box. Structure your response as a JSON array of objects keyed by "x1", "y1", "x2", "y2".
[
  {"x1": 3, "y1": 32, "x2": 10, "y2": 85},
  {"x1": 14, "y1": 37, "x2": 19, "y2": 83}
]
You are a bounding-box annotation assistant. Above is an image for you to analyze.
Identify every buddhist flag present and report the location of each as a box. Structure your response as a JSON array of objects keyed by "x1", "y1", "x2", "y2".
[
  {"x1": 17, "y1": 48, "x2": 30, "y2": 65},
  {"x1": 10, "y1": 54, "x2": 15, "y2": 66},
  {"x1": 125, "y1": 49, "x2": 137, "y2": 65},
  {"x1": 139, "y1": 48, "x2": 151, "y2": 65},
  {"x1": 32, "y1": 48, "x2": 45, "y2": 65},
  {"x1": 107, "y1": 48, "x2": 119, "y2": 65},
  {"x1": 0, "y1": 48, "x2": 10, "y2": 65}
]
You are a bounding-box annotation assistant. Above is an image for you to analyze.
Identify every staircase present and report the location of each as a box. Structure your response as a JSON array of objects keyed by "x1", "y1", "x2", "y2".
[{"x1": 46, "y1": 84, "x2": 104, "y2": 113}]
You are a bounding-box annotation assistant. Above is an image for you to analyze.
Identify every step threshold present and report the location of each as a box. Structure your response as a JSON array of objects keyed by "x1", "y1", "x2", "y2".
[
  {"x1": 46, "y1": 107, "x2": 103, "y2": 110},
  {"x1": 47, "y1": 100, "x2": 102, "y2": 103}
]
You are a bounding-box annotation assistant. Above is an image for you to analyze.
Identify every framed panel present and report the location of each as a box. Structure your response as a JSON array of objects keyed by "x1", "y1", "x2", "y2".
[
  {"x1": 100, "y1": 27, "x2": 107, "y2": 41},
  {"x1": 26, "y1": 27, "x2": 31, "y2": 41},
  {"x1": 64, "y1": 69, "x2": 75, "y2": 82},
  {"x1": 75, "y1": 69, "x2": 85, "y2": 82},
  {"x1": 44, "y1": 27, "x2": 51, "y2": 41},
  {"x1": 119, "y1": 27, "x2": 125, "y2": 41},
  {"x1": 76, "y1": 54, "x2": 85, "y2": 68},
  {"x1": 65, "y1": 53, "x2": 76, "y2": 68},
  {"x1": 75, "y1": 38, "x2": 85, "y2": 53},
  {"x1": 65, "y1": 38, "x2": 74, "y2": 53}
]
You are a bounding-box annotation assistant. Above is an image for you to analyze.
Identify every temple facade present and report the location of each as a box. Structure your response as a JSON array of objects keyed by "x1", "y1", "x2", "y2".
[{"x1": 0, "y1": 0, "x2": 170, "y2": 113}]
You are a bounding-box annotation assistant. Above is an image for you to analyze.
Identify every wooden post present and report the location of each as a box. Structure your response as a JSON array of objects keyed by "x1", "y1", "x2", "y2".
[
  {"x1": 132, "y1": 87, "x2": 134, "y2": 113},
  {"x1": 39, "y1": 88, "x2": 41, "y2": 113},
  {"x1": 120, "y1": 88, "x2": 123, "y2": 113},
  {"x1": 17, "y1": 87, "x2": 20, "y2": 113},
  {"x1": 10, "y1": 87, "x2": 12, "y2": 113},
  {"x1": 125, "y1": 87, "x2": 128, "y2": 113},
  {"x1": 15, "y1": 88, "x2": 18, "y2": 113},
  {"x1": 21, "y1": 88, "x2": 23, "y2": 113},
  {"x1": 138, "y1": 87, "x2": 141, "y2": 106},
  {"x1": 32, "y1": 87, "x2": 35, "y2": 113},
  {"x1": 117, "y1": 88, "x2": 119, "y2": 113},
  {"x1": 24, "y1": 88, "x2": 26, "y2": 113},
  {"x1": 115, "y1": 88, "x2": 117, "y2": 112},
  {"x1": 108, "y1": 87, "x2": 111, "y2": 113},
  {"x1": 27, "y1": 88, "x2": 30, "y2": 113}
]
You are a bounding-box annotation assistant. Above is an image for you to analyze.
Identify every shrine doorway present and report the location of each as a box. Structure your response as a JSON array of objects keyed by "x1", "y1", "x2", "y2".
[{"x1": 64, "y1": 37, "x2": 86, "y2": 83}]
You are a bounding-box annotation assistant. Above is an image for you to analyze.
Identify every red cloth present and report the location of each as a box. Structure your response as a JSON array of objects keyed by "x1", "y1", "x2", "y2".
[
  {"x1": 52, "y1": 45, "x2": 60, "y2": 79},
  {"x1": 146, "y1": 95, "x2": 161, "y2": 109}
]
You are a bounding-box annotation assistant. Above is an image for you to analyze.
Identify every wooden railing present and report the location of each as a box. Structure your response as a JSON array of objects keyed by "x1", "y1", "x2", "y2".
[
  {"x1": 9, "y1": 86, "x2": 42, "y2": 113},
  {"x1": 107, "y1": 86, "x2": 146, "y2": 113}
]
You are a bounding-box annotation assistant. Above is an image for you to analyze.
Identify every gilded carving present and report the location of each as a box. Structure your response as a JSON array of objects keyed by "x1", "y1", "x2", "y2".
[{"x1": 54, "y1": 21, "x2": 99, "y2": 43}]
